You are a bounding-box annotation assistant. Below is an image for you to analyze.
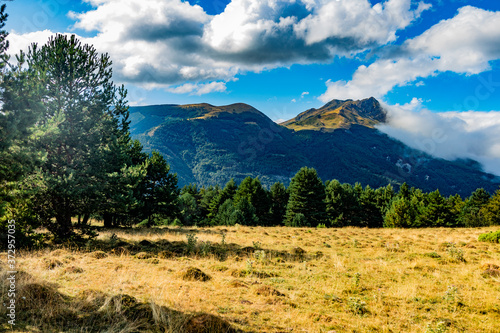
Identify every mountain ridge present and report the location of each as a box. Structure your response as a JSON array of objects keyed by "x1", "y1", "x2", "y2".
[
  {"x1": 281, "y1": 97, "x2": 387, "y2": 131},
  {"x1": 129, "y1": 98, "x2": 500, "y2": 196}
]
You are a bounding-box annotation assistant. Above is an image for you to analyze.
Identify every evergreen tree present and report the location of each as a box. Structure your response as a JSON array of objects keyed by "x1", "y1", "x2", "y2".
[
  {"x1": 178, "y1": 192, "x2": 200, "y2": 226},
  {"x1": 359, "y1": 185, "x2": 384, "y2": 228},
  {"x1": 214, "y1": 199, "x2": 235, "y2": 226},
  {"x1": 269, "y1": 182, "x2": 288, "y2": 225},
  {"x1": 416, "y1": 189, "x2": 452, "y2": 227},
  {"x1": 286, "y1": 167, "x2": 326, "y2": 227},
  {"x1": 446, "y1": 194, "x2": 464, "y2": 227},
  {"x1": 13, "y1": 34, "x2": 140, "y2": 239},
  {"x1": 325, "y1": 180, "x2": 360, "y2": 227},
  {"x1": 482, "y1": 189, "x2": 500, "y2": 225},
  {"x1": 375, "y1": 184, "x2": 395, "y2": 215},
  {"x1": 138, "y1": 151, "x2": 179, "y2": 227},
  {"x1": 208, "y1": 178, "x2": 237, "y2": 220},
  {"x1": 198, "y1": 185, "x2": 219, "y2": 224},
  {"x1": 458, "y1": 188, "x2": 490, "y2": 227},
  {"x1": 234, "y1": 177, "x2": 270, "y2": 225},
  {"x1": 384, "y1": 196, "x2": 418, "y2": 228},
  {"x1": 234, "y1": 196, "x2": 258, "y2": 226}
]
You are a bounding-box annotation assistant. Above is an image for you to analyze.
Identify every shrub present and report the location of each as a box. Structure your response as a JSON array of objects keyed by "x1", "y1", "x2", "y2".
[
  {"x1": 478, "y1": 230, "x2": 500, "y2": 243},
  {"x1": 347, "y1": 297, "x2": 368, "y2": 315}
]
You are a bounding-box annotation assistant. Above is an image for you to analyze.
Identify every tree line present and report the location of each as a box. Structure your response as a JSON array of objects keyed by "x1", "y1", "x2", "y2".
[
  {"x1": 174, "y1": 168, "x2": 500, "y2": 230},
  {"x1": 0, "y1": 6, "x2": 499, "y2": 247}
]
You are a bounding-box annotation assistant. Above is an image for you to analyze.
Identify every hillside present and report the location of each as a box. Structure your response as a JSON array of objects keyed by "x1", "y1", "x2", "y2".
[
  {"x1": 281, "y1": 97, "x2": 386, "y2": 131},
  {"x1": 129, "y1": 101, "x2": 500, "y2": 196}
]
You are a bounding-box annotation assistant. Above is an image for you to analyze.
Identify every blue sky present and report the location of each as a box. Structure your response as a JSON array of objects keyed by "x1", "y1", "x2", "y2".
[{"x1": 5, "y1": 0, "x2": 500, "y2": 174}]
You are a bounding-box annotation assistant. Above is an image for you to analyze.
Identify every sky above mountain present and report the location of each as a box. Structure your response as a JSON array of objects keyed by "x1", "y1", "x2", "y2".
[{"x1": 5, "y1": 0, "x2": 500, "y2": 176}]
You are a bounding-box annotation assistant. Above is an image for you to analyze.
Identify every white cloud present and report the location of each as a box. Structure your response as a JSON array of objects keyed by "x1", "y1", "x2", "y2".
[
  {"x1": 301, "y1": 91, "x2": 309, "y2": 98},
  {"x1": 377, "y1": 100, "x2": 500, "y2": 176},
  {"x1": 167, "y1": 81, "x2": 227, "y2": 95},
  {"x1": 320, "y1": 6, "x2": 500, "y2": 102},
  {"x1": 7, "y1": 0, "x2": 428, "y2": 91},
  {"x1": 294, "y1": 0, "x2": 429, "y2": 46}
]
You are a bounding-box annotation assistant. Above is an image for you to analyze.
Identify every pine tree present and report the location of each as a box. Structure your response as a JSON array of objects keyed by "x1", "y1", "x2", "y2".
[
  {"x1": 416, "y1": 189, "x2": 452, "y2": 227},
  {"x1": 215, "y1": 199, "x2": 235, "y2": 226},
  {"x1": 234, "y1": 177, "x2": 270, "y2": 225},
  {"x1": 481, "y1": 188, "x2": 500, "y2": 226},
  {"x1": 458, "y1": 188, "x2": 490, "y2": 227},
  {"x1": 285, "y1": 167, "x2": 326, "y2": 227},
  {"x1": 208, "y1": 178, "x2": 237, "y2": 221},
  {"x1": 384, "y1": 196, "x2": 418, "y2": 228},
  {"x1": 359, "y1": 185, "x2": 384, "y2": 228},
  {"x1": 269, "y1": 182, "x2": 288, "y2": 225},
  {"x1": 234, "y1": 196, "x2": 258, "y2": 226},
  {"x1": 138, "y1": 151, "x2": 179, "y2": 227},
  {"x1": 325, "y1": 180, "x2": 360, "y2": 227},
  {"x1": 14, "y1": 34, "x2": 142, "y2": 238}
]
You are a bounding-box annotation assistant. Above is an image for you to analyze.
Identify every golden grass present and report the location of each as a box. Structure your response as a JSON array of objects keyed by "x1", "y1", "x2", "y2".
[{"x1": 2, "y1": 226, "x2": 500, "y2": 332}]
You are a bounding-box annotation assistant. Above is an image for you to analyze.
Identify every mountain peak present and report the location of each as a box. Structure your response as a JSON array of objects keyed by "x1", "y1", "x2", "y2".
[{"x1": 281, "y1": 97, "x2": 386, "y2": 131}]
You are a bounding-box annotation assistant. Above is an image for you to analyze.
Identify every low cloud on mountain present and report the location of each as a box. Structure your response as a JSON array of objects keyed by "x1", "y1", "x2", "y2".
[{"x1": 377, "y1": 99, "x2": 500, "y2": 176}]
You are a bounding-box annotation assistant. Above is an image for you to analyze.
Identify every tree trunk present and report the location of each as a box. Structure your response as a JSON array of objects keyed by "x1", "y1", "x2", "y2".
[
  {"x1": 103, "y1": 212, "x2": 112, "y2": 228},
  {"x1": 55, "y1": 211, "x2": 73, "y2": 240}
]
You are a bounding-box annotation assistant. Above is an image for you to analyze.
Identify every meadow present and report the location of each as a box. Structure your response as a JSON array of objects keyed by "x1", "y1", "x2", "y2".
[{"x1": 1, "y1": 225, "x2": 500, "y2": 332}]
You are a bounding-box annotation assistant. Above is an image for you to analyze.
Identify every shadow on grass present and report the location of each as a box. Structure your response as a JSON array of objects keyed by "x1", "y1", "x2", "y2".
[
  {"x1": 0, "y1": 269, "x2": 241, "y2": 333},
  {"x1": 81, "y1": 229, "x2": 319, "y2": 263}
]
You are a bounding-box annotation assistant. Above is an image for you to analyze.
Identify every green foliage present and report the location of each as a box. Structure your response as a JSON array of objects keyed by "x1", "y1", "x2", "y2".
[
  {"x1": 478, "y1": 230, "x2": 500, "y2": 243},
  {"x1": 325, "y1": 180, "x2": 360, "y2": 227},
  {"x1": 269, "y1": 182, "x2": 288, "y2": 226},
  {"x1": 287, "y1": 213, "x2": 307, "y2": 227},
  {"x1": 234, "y1": 196, "x2": 258, "y2": 226},
  {"x1": 208, "y1": 178, "x2": 237, "y2": 220},
  {"x1": 458, "y1": 188, "x2": 490, "y2": 227},
  {"x1": 417, "y1": 190, "x2": 454, "y2": 227},
  {"x1": 138, "y1": 151, "x2": 179, "y2": 227},
  {"x1": 347, "y1": 297, "x2": 368, "y2": 315},
  {"x1": 214, "y1": 199, "x2": 235, "y2": 226},
  {"x1": 178, "y1": 192, "x2": 201, "y2": 226},
  {"x1": 15, "y1": 34, "x2": 136, "y2": 239},
  {"x1": 286, "y1": 167, "x2": 326, "y2": 227},
  {"x1": 446, "y1": 243, "x2": 465, "y2": 262},
  {"x1": 186, "y1": 233, "x2": 198, "y2": 254},
  {"x1": 482, "y1": 189, "x2": 500, "y2": 225},
  {"x1": 384, "y1": 196, "x2": 418, "y2": 228},
  {"x1": 234, "y1": 177, "x2": 270, "y2": 225}
]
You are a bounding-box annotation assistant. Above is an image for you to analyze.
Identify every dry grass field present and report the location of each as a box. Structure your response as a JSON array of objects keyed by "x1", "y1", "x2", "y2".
[{"x1": 1, "y1": 226, "x2": 500, "y2": 332}]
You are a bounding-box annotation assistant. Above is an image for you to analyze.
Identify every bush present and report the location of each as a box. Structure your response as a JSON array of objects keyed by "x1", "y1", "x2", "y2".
[{"x1": 478, "y1": 230, "x2": 500, "y2": 243}]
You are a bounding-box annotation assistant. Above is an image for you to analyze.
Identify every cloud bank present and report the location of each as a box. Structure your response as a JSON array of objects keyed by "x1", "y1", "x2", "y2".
[
  {"x1": 320, "y1": 6, "x2": 500, "y2": 101},
  {"x1": 7, "y1": 0, "x2": 430, "y2": 92},
  {"x1": 377, "y1": 99, "x2": 500, "y2": 176}
]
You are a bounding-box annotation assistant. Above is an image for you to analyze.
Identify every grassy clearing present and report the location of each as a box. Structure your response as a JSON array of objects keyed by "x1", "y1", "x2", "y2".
[{"x1": 1, "y1": 226, "x2": 500, "y2": 332}]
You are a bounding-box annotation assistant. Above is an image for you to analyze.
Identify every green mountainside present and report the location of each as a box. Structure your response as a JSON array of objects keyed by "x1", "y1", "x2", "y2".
[{"x1": 129, "y1": 100, "x2": 500, "y2": 196}]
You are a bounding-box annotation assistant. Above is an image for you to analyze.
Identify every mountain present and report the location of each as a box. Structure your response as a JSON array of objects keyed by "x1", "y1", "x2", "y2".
[
  {"x1": 281, "y1": 97, "x2": 386, "y2": 131},
  {"x1": 129, "y1": 100, "x2": 500, "y2": 196}
]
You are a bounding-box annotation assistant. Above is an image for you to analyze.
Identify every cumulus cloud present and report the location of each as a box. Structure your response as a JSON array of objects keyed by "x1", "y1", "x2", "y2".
[
  {"x1": 320, "y1": 6, "x2": 500, "y2": 101},
  {"x1": 377, "y1": 99, "x2": 500, "y2": 176},
  {"x1": 167, "y1": 81, "x2": 227, "y2": 95},
  {"x1": 7, "y1": 0, "x2": 429, "y2": 94}
]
